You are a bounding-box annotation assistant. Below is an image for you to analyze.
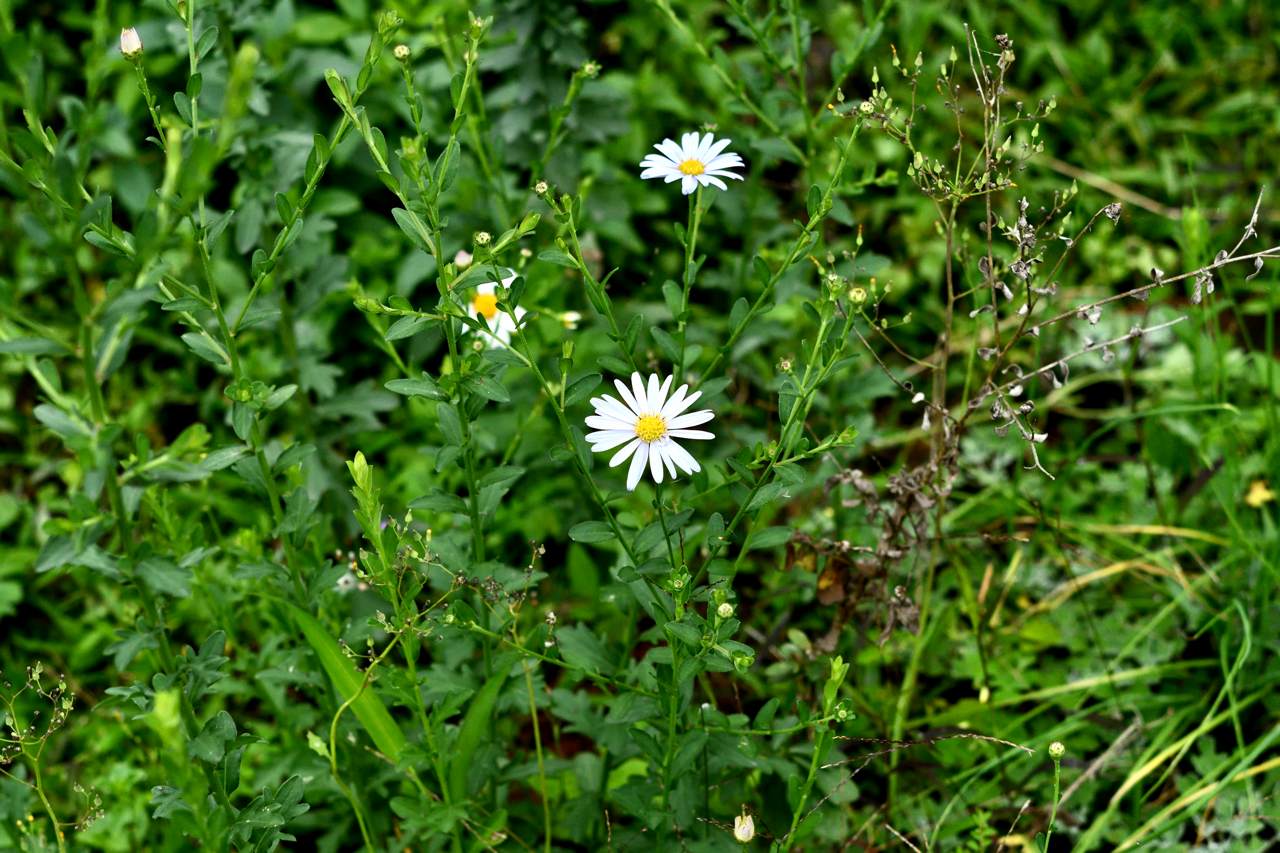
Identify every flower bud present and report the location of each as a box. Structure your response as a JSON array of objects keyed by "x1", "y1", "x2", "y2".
[
  {"x1": 561, "y1": 310, "x2": 582, "y2": 330},
  {"x1": 393, "y1": 44, "x2": 410, "y2": 61},
  {"x1": 119, "y1": 27, "x2": 143, "y2": 59},
  {"x1": 717, "y1": 602, "x2": 734, "y2": 619},
  {"x1": 1048, "y1": 741, "x2": 1065, "y2": 760},
  {"x1": 534, "y1": 180, "x2": 549, "y2": 195},
  {"x1": 474, "y1": 231, "x2": 491, "y2": 247},
  {"x1": 733, "y1": 813, "x2": 755, "y2": 843},
  {"x1": 454, "y1": 249, "x2": 473, "y2": 269}
]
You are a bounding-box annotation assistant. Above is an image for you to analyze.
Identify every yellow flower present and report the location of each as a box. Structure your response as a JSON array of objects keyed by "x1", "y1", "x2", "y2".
[{"x1": 1245, "y1": 480, "x2": 1275, "y2": 508}]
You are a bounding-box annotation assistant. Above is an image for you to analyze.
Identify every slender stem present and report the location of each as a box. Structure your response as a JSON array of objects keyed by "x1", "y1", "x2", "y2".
[
  {"x1": 784, "y1": 727, "x2": 829, "y2": 843},
  {"x1": 675, "y1": 188, "x2": 703, "y2": 379},
  {"x1": 520, "y1": 645, "x2": 552, "y2": 853},
  {"x1": 32, "y1": 761, "x2": 66, "y2": 853},
  {"x1": 1044, "y1": 754, "x2": 1063, "y2": 851}
]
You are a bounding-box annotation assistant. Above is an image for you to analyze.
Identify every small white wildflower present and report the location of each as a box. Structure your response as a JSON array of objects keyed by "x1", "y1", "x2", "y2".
[
  {"x1": 561, "y1": 310, "x2": 582, "y2": 330},
  {"x1": 716, "y1": 602, "x2": 734, "y2": 619},
  {"x1": 733, "y1": 813, "x2": 755, "y2": 843},
  {"x1": 393, "y1": 43, "x2": 410, "y2": 60},
  {"x1": 465, "y1": 270, "x2": 526, "y2": 349},
  {"x1": 520, "y1": 247, "x2": 532, "y2": 258},
  {"x1": 474, "y1": 231, "x2": 491, "y2": 246},
  {"x1": 639, "y1": 131, "x2": 745, "y2": 195},
  {"x1": 1048, "y1": 741, "x2": 1066, "y2": 759},
  {"x1": 545, "y1": 610, "x2": 557, "y2": 626},
  {"x1": 534, "y1": 180, "x2": 549, "y2": 195},
  {"x1": 335, "y1": 571, "x2": 358, "y2": 593},
  {"x1": 119, "y1": 27, "x2": 143, "y2": 59},
  {"x1": 586, "y1": 372, "x2": 716, "y2": 491},
  {"x1": 454, "y1": 249, "x2": 472, "y2": 269}
]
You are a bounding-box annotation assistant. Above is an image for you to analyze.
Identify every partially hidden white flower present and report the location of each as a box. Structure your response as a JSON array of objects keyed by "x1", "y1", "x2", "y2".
[
  {"x1": 466, "y1": 270, "x2": 526, "y2": 349},
  {"x1": 733, "y1": 813, "x2": 755, "y2": 843},
  {"x1": 119, "y1": 27, "x2": 143, "y2": 59},
  {"x1": 586, "y1": 371, "x2": 714, "y2": 491},
  {"x1": 640, "y1": 131, "x2": 744, "y2": 195}
]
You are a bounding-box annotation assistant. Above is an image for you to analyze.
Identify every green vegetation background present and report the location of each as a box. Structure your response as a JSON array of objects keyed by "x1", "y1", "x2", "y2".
[{"x1": 1, "y1": 0, "x2": 1277, "y2": 850}]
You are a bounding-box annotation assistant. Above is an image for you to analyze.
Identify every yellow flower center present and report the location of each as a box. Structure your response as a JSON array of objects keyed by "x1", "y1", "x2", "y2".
[
  {"x1": 472, "y1": 293, "x2": 499, "y2": 320},
  {"x1": 678, "y1": 159, "x2": 705, "y2": 176},
  {"x1": 634, "y1": 414, "x2": 667, "y2": 443}
]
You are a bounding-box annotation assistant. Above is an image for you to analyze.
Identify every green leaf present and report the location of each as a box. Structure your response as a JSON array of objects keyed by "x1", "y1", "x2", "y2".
[
  {"x1": 564, "y1": 373, "x2": 602, "y2": 408},
  {"x1": 664, "y1": 620, "x2": 703, "y2": 649},
  {"x1": 467, "y1": 374, "x2": 510, "y2": 403},
  {"x1": 436, "y1": 402, "x2": 464, "y2": 446},
  {"x1": 391, "y1": 207, "x2": 431, "y2": 254},
  {"x1": 650, "y1": 327, "x2": 680, "y2": 363},
  {"x1": 555, "y1": 625, "x2": 614, "y2": 675},
  {"x1": 448, "y1": 669, "x2": 507, "y2": 802},
  {"x1": 137, "y1": 557, "x2": 192, "y2": 598},
  {"x1": 537, "y1": 249, "x2": 576, "y2": 267},
  {"x1": 408, "y1": 490, "x2": 468, "y2": 514},
  {"x1": 745, "y1": 526, "x2": 793, "y2": 551},
  {"x1": 0, "y1": 337, "x2": 69, "y2": 355},
  {"x1": 189, "y1": 710, "x2": 236, "y2": 763},
  {"x1": 290, "y1": 604, "x2": 405, "y2": 763},
  {"x1": 386, "y1": 375, "x2": 444, "y2": 399},
  {"x1": 568, "y1": 520, "x2": 615, "y2": 544}
]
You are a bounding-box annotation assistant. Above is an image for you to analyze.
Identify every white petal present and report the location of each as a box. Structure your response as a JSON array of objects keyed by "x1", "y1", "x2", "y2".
[
  {"x1": 585, "y1": 414, "x2": 634, "y2": 431},
  {"x1": 663, "y1": 439, "x2": 701, "y2": 474},
  {"x1": 696, "y1": 132, "x2": 716, "y2": 161},
  {"x1": 649, "y1": 443, "x2": 664, "y2": 484},
  {"x1": 698, "y1": 174, "x2": 728, "y2": 191},
  {"x1": 661, "y1": 384, "x2": 689, "y2": 418},
  {"x1": 669, "y1": 429, "x2": 714, "y2": 440},
  {"x1": 591, "y1": 394, "x2": 635, "y2": 421},
  {"x1": 641, "y1": 166, "x2": 676, "y2": 180},
  {"x1": 681, "y1": 175, "x2": 698, "y2": 194},
  {"x1": 646, "y1": 373, "x2": 663, "y2": 411},
  {"x1": 667, "y1": 410, "x2": 714, "y2": 429},
  {"x1": 630, "y1": 372, "x2": 648, "y2": 412},
  {"x1": 660, "y1": 442, "x2": 678, "y2": 478},
  {"x1": 663, "y1": 172, "x2": 683, "y2": 184},
  {"x1": 704, "y1": 169, "x2": 745, "y2": 181},
  {"x1": 657, "y1": 138, "x2": 683, "y2": 161},
  {"x1": 610, "y1": 438, "x2": 641, "y2": 467},
  {"x1": 706, "y1": 137, "x2": 733, "y2": 159},
  {"x1": 664, "y1": 388, "x2": 702, "y2": 417},
  {"x1": 587, "y1": 430, "x2": 635, "y2": 451},
  {"x1": 476, "y1": 282, "x2": 496, "y2": 295},
  {"x1": 640, "y1": 153, "x2": 676, "y2": 167},
  {"x1": 614, "y1": 377, "x2": 641, "y2": 413},
  {"x1": 681, "y1": 131, "x2": 700, "y2": 155},
  {"x1": 626, "y1": 442, "x2": 649, "y2": 491},
  {"x1": 650, "y1": 374, "x2": 673, "y2": 411},
  {"x1": 706, "y1": 154, "x2": 744, "y2": 170}
]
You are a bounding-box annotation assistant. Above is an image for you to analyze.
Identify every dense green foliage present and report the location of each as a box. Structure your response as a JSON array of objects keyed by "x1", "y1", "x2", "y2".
[{"x1": 2, "y1": 0, "x2": 1278, "y2": 850}]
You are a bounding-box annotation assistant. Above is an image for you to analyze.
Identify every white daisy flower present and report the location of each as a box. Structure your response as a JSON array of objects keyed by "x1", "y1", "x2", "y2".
[
  {"x1": 465, "y1": 270, "x2": 527, "y2": 348},
  {"x1": 640, "y1": 131, "x2": 745, "y2": 195},
  {"x1": 586, "y1": 371, "x2": 715, "y2": 491}
]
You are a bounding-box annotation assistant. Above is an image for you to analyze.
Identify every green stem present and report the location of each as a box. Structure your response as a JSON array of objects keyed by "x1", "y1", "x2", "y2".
[
  {"x1": 521, "y1": 651, "x2": 552, "y2": 853},
  {"x1": 675, "y1": 188, "x2": 703, "y2": 379},
  {"x1": 1044, "y1": 754, "x2": 1063, "y2": 851},
  {"x1": 783, "y1": 727, "x2": 829, "y2": 843}
]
